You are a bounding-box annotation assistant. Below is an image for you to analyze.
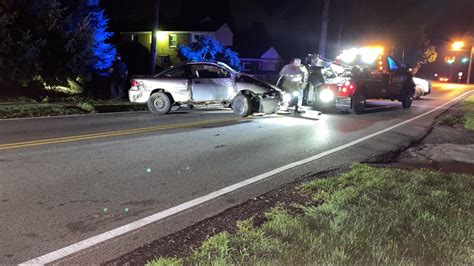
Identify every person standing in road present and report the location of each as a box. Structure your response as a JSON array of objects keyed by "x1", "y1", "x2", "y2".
[
  {"x1": 109, "y1": 55, "x2": 128, "y2": 100},
  {"x1": 278, "y1": 58, "x2": 308, "y2": 114}
]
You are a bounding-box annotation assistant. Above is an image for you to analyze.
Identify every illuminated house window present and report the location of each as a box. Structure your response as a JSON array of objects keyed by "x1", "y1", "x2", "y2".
[
  {"x1": 130, "y1": 34, "x2": 135, "y2": 41},
  {"x1": 169, "y1": 34, "x2": 177, "y2": 48}
]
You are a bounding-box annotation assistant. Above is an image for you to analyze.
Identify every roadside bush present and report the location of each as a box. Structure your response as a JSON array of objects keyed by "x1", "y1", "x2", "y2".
[
  {"x1": 77, "y1": 102, "x2": 95, "y2": 113},
  {"x1": 0, "y1": 0, "x2": 116, "y2": 88}
]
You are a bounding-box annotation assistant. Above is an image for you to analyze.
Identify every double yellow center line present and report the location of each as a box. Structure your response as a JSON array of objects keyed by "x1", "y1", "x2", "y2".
[{"x1": 0, "y1": 117, "x2": 239, "y2": 151}]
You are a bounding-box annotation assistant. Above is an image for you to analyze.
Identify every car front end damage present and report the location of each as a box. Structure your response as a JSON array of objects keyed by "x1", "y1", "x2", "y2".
[
  {"x1": 236, "y1": 74, "x2": 284, "y2": 114},
  {"x1": 258, "y1": 90, "x2": 282, "y2": 114}
]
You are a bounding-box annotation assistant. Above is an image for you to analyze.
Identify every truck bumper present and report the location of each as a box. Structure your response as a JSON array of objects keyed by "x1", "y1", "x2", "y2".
[{"x1": 335, "y1": 96, "x2": 351, "y2": 110}]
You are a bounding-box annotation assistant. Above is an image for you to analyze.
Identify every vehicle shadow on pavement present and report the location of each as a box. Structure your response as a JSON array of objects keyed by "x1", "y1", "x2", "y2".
[
  {"x1": 278, "y1": 112, "x2": 321, "y2": 121},
  {"x1": 414, "y1": 98, "x2": 436, "y2": 101},
  {"x1": 199, "y1": 119, "x2": 253, "y2": 129},
  {"x1": 362, "y1": 102, "x2": 401, "y2": 114}
]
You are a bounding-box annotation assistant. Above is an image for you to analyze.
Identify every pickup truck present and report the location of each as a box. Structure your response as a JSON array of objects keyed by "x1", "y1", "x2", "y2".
[{"x1": 334, "y1": 56, "x2": 416, "y2": 114}]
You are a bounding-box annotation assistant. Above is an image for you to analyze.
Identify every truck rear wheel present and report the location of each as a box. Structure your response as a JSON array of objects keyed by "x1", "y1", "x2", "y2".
[
  {"x1": 402, "y1": 92, "x2": 413, "y2": 109},
  {"x1": 350, "y1": 91, "x2": 366, "y2": 114}
]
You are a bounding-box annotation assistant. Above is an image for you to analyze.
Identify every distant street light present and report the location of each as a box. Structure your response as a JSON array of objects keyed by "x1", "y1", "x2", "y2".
[
  {"x1": 451, "y1": 40, "x2": 473, "y2": 84},
  {"x1": 451, "y1": 41, "x2": 465, "y2": 51}
]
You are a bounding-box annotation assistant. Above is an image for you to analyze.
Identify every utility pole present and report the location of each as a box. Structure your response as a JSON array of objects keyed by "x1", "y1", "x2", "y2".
[
  {"x1": 150, "y1": 0, "x2": 161, "y2": 74},
  {"x1": 335, "y1": 23, "x2": 343, "y2": 55},
  {"x1": 318, "y1": 0, "x2": 330, "y2": 57},
  {"x1": 467, "y1": 45, "x2": 473, "y2": 84}
]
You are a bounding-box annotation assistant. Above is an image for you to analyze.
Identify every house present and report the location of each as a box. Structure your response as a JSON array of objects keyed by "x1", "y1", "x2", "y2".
[
  {"x1": 240, "y1": 47, "x2": 285, "y2": 83},
  {"x1": 121, "y1": 24, "x2": 234, "y2": 68}
]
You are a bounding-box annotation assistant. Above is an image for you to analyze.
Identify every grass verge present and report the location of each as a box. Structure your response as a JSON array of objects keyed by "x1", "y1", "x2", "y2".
[
  {"x1": 437, "y1": 94, "x2": 474, "y2": 129},
  {"x1": 149, "y1": 164, "x2": 473, "y2": 265},
  {"x1": 0, "y1": 101, "x2": 147, "y2": 119},
  {"x1": 462, "y1": 95, "x2": 474, "y2": 130}
]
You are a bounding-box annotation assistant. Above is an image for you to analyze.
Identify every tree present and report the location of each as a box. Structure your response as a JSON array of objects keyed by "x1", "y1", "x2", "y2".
[
  {"x1": 0, "y1": 0, "x2": 116, "y2": 87},
  {"x1": 178, "y1": 36, "x2": 241, "y2": 70},
  {"x1": 84, "y1": 0, "x2": 117, "y2": 73},
  {"x1": 413, "y1": 43, "x2": 438, "y2": 75}
]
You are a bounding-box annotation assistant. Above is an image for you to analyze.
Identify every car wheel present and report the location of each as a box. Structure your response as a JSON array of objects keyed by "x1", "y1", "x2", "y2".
[
  {"x1": 232, "y1": 94, "x2": 253, "y2": 117},
  {"x1": 413, "y1": 86, "x2": 423, "y2": 100},
  {"x1": 350, "y1": 90, "x2": 365, "y2": 114},
  {"x1": 147, "y1": 92, "x2": 172, "y2": 114},
  {"x1": 402, "y1": 92, "x2": 413, "y2": 109}
]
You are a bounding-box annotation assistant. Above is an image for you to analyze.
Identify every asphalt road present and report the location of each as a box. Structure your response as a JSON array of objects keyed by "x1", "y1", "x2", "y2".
[{"x1": 0, "y1": 83, "x2": 472, "y2": 264}]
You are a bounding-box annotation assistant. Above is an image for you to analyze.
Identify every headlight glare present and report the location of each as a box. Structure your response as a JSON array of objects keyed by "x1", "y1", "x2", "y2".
[{"x1": 319, "y1": 89, "x2": 335, "y2": 103}]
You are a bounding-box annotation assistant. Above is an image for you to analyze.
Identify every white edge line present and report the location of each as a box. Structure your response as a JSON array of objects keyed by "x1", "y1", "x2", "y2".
[{"x1": 21, "y1": 90, "x2": 474, "y2": 265}]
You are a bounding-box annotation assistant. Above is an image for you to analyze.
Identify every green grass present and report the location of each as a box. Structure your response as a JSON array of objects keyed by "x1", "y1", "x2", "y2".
[
  {"x1": 149, "y1": 164, "x2": 474, "y2": 265},
  {"x1": 0, "y1": 104, "x2": 90, "y2": 119},
  {"x1": 0, "y1": 100, "x2": 147, "y2": 119},
  {"x1": 461, "y1": 95, "x2": 474, "y2": 130}
]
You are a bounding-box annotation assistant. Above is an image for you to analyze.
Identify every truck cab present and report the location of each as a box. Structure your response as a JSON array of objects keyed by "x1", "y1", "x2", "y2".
[{"x1": 335, "y1": 55, "x2": 415, "y2": 114}]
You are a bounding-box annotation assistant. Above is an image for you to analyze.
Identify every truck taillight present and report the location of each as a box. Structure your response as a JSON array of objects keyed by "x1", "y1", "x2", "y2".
[
  {"x1": 338, "y1": 81, "x2": 356, "y2": 97},
  {"x1": 130, "y1": 80, "x2": 140, "y2": 87}
]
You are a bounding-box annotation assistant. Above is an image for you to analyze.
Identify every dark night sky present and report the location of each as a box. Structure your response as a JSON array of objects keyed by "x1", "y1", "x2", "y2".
[{"x1": 102, "y1": 0, "x2": 474, "y2": 62}]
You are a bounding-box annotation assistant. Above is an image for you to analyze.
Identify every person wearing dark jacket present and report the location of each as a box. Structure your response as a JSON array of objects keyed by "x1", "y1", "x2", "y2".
[{"x1": 109, "y1": 55, "x2": 128, "y2": 100}]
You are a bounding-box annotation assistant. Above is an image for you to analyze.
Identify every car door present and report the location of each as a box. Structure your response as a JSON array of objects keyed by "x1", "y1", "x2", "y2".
[
  {"x1": 152, "y1": 66, "x2": 190, "y2": 102},
  {"x1": 189, "y1": 64, "x2": 235, "y2": 102},
  {"x1": 387, "y1": 56, "x2": 405, "y2": 95}
]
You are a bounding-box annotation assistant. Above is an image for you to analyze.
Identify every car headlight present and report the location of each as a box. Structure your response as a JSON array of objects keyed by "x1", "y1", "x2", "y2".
[
  {"x1": 319, "y1": 89, "x2": 335, "y2": 103},
  {"x1": 283, "y1": 93, "x2": 292, "y2": 103}
]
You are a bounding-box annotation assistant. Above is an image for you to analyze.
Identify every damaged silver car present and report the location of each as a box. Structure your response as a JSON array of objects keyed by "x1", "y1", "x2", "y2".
[{"x1": 129, "y1": 61, "x2": 283, "y2": 117}]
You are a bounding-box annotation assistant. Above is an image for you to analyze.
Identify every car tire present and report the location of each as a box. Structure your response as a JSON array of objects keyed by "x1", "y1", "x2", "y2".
[
  {"x1": 147, "y1": 92, "x2": 172, "y2": 114},
  {"x1": 413, "y1": 86, "x2": 423, "y2": 100},
  {"x1": 232, "y1": 94, "x2": 253, "y2": 117},
  {"x1": 402, "y1": 92, "x2": 413, "y2": 109},
  {"x1": 350, "y1": 90, "x2": 365, "y2": 114}
]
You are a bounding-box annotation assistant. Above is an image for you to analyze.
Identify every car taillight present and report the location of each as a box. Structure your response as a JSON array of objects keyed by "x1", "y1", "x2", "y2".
[
  {"x1": 130, "y1": 80, "x2": 140, "y2": 87},
  {"x1": 338, "y1": 81, "x2": 356, "y2": 97}
]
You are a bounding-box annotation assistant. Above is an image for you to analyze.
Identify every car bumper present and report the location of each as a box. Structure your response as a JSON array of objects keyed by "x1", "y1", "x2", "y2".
[
  {"x1": 128, "y1": 87, "x2": 148, "y2": 103},
  {"x1": 424, "y1": 81, "x2": 432, "y2": 96},
  {"x1": 335, "y1": 96, "x2": 351, "y2": 110}
]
